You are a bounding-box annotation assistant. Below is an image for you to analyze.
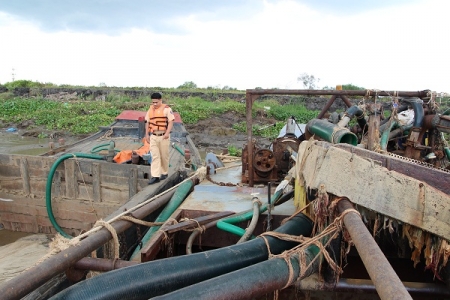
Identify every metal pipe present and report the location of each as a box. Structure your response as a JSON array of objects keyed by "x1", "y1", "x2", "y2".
[
  {"x1": 298, "y1": 277, "x2": 450, "y2": 297},
  {"x1": 246, "y1": 89, "x2": 431, "y2": 98},
  {"x1": 73, "y1": 257, "x2": 138, "y2": 272},
  {"x1": 0, "y1": 188, "x2": 177, "y2": 300},
  {"x1": 306, "y1": 119, "x2": 358, "y2": 145},
  {"x1": 337, "y1": 199, "x2": 412, "y2": 300},
  {"x1": 267, "y1": 182, "x2": 272, "y2": 231},
  {"x1": 317, "y1": 95, "x2": 337, "y2": 119}
]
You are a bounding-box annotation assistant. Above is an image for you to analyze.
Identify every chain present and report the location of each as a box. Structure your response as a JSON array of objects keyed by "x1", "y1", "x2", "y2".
[
  {"x1": 386, "y1": 151, "x2": 450, "y2": 174},
  {"x1": 205, "y1": 172, "x2": 237, "y2": 186}
]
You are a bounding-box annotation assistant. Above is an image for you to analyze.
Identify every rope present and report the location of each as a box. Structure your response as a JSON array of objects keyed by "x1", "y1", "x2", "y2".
[
  {"x1": 118, "y1": 215, "x2": 166, "y2": 227},
  {"x1": 92, "y1": 220, "x2": 120, "y2": 259},
  {"x1": 260, "y1": 206, "x2": 360, "y2": 289}
]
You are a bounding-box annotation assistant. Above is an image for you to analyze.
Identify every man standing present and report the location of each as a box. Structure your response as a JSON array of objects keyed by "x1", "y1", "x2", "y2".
[{"x1": 145, "y1": 92, "x2": 174, "y2": 184}]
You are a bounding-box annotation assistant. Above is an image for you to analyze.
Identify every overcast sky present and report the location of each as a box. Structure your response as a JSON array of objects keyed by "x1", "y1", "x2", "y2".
[{"x1": 0, "y1": 0, "x2": 448, "y2": 92}]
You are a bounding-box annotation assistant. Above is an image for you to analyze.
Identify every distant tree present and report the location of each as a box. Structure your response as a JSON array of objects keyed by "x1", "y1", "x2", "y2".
[
  {"x1": 177, "y1": 81, "x2": 198, "y2": 89},
  {"x1": 4, "y1": 80, "x2": 47, "y2": 90},
  {"x1": 297, "y1": 73, "x2": 320, "y2": 89}
]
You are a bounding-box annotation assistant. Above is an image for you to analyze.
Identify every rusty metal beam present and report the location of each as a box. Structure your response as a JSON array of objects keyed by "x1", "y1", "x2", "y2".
[
  {"x1": 73, "y1": 257, "x2": 138, "y2": 272},
  {"x1": 298, "y1": 277, "x2": 450, "y2": 298},
  {"x1": 317, "y1": 95, "x2": 337, "y2": 119},
  {"x1": 246, "y1": 89, "x2": 430, "y2": 98},
  {"x1": 337, "y1": 199, "x2": 412, "y2": 300},
  {"x1": 246, "y1": 91, "x2": 260, "y2": 187}
]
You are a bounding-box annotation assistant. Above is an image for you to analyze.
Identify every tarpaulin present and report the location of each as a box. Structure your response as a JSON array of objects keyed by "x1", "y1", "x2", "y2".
[{"x1": 113, "y1": 138, "x2": 150, "y2": 164}]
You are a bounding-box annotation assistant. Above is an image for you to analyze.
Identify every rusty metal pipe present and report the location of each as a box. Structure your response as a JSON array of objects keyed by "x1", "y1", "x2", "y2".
[
  {"x1": 73, "y1": 257, "x2": 138, "y2": 272},
  {"x1": 317, "y1": 95, "x2": 337, "y2": 119},
  {"x1": 298, "y1": 277, "x2": 450, "y2": 297},
  {"x1": 246, "y1": 89, "x2": 430, "y2": 98},
  {"x1": 0, "y1": 188, "x2": 178, "y2": 300},
  {"x1": 337, "y1": 199, "x2": 412, "y2": 300}
]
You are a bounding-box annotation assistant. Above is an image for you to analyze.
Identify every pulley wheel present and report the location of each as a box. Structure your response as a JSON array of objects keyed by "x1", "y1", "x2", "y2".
[{"x1": 253, "y1": 149, "x2": 276, "y2": 173}]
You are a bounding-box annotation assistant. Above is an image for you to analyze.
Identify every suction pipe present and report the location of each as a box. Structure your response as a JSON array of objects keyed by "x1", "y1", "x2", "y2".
[
  {"x1": 152, "y1": 244, "x2": 320, "y2": 300},
  {"x1": 306, "y1": 119, "x2": 358, "y2": 146},
  {"x1": 50, "y1": 213, "x2": 314, "y2": 300}
]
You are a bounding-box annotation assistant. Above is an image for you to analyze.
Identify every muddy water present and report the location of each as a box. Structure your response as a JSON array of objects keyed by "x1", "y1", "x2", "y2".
[
  {"x1": 0, "y1": 130, "x2": 81, "y2": 155},
  {"x1": 0, "y1": 228, "x2": 33, "y2": 246}
]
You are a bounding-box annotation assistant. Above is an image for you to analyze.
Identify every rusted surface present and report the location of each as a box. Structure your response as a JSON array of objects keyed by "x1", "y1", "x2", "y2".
[
  {"x1": 297, "y1": 275, "x2": 450, "y2": 299},
  {"x1": 337, "y1": 199, "x2": 412, "y2": 300},
  {"x1": 73, "y1": 257, "x2": 138, "y2": 272},
  {"x1": 317, "y1": 95, "x2": 337, "y2": 119},
  {"x1": 246, "y1": 89, "x2": 430, "y2": 97}
]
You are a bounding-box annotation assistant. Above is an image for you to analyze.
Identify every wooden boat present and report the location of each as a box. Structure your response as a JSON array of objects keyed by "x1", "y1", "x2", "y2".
[{"x1": 2, "y1": 89, "x2": 450, "y2": 300}]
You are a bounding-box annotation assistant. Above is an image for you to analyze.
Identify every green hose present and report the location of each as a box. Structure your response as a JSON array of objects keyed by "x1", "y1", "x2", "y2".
[
  {"x1": 445, "y1": 147, "x2": 450, "y2": 161},
  {"x1": 380, "y1": 120, "x2": 397, "y2": 151},
  {"x1": 216, "y1": 189, "x2": 283, "y2": 238},
  {"x1": 217, "y1": 205, "x2": 268, "y2": 237},
  {"x1": 130, "y1": 179, "x2": 194, "y2": 260},
  {"x1": 90, "y1": 143, "x2": 121, "y2": 154},
  {"x1": 46, "y1": 153, "x2": 105, "y2": 238}
]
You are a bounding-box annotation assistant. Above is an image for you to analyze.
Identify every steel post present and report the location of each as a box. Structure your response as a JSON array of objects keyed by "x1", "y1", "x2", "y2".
[{"x1": 337, "y1": 199, "x2": 412, "y2": 300}]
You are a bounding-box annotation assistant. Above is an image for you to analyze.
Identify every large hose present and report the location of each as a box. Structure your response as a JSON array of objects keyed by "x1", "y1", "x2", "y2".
[
  {"x1": 306, "y1": 118, "x2": 358, "y2": 146},
  {"x1": 129, "y1": 179, "x2": 194, "y2": 260},
  {"x1": 50, "y1": 213, "x2": 314, "y2": 300},
  {"x1": 152, "y1": 244, "x2": 320, "y2": 300},
  {"x1": 46, "y1": 153, "x2": 105, "y2": 238}
]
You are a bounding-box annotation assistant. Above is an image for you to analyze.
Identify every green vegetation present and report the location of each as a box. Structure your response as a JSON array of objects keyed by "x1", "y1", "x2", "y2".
[
  {"x1": 0, "y1": 92, "x2": 319, "y2": 138},
  {"x1": 3, "y1": 79, "x2": 447, "y2": 140},
  {"x1": 227, "y1": 145, "x2": 242, "y2": 157}
]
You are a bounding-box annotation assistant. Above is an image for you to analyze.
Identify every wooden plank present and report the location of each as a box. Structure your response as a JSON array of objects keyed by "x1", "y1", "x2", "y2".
[
  {"x1": 65, "y1": 159, "x2": 78, "y2": 199},
  {"x1": 92, "y1": 163, "x2": 101, "y2": 202},
  {"x1": 19, "y1": 158, "x2": 30, "y2": 195},
  {"x1": 52, "y1": 170, "x2": 61, "y2": 198},
  {"x1": 129, "y1": 168, "x2": 138, "y2": 198}
]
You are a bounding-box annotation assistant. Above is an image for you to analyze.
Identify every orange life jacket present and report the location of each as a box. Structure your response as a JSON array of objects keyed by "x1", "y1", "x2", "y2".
[{"x1": 147, "y1": 105, "x2": 169, "y2": 132}]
